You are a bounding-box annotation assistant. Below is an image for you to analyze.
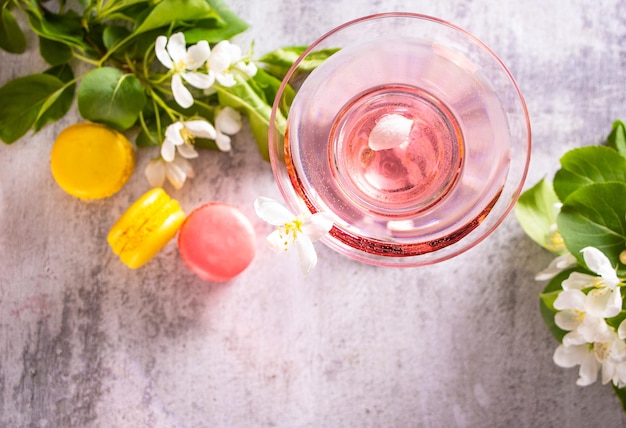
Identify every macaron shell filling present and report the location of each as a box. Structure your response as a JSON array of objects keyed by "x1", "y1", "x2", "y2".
[
  {"x1": 108, "y1": 188, "x2": 185, "y2": 269},
  {"x1": 178, "y1": 203, "x2": 256, "y2": 282},
  {"x1": 120, "y1": 199, "x2": 185, "y2": 269},
  {"x1": 108, "y1": 188, "x2": 171, "y2": 255}
]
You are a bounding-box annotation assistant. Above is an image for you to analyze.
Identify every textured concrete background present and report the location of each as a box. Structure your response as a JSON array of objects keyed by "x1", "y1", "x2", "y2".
[{"x1": 1, "y1": 0, "x2": 625, "y2": 427}]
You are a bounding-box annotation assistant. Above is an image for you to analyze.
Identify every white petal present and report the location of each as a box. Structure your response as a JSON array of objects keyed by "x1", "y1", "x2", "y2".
[
  {"x1": 553, "y1": 289, "x2": 586, "y2": 312},
  {"x1": 618, "y1": 320, "x2": 626, "y2": 340},
  {"x1": 164, "y1": 122, "x2": 184, "y2": 145},
  {"x1": 186, "y1": 40, "x2": 211, "y2": 69},
  {"x1": 215, "y1": 132, "x2": 232, "y2": 151},
  {"x1": 184, "y1": 120, "x2": 216, "y2": 139},
  {"x1": 562, "y1": 330, "x2": 588, "y2": 346},
  {"x1": 167, "y1": 32, "x2": 187, "y2": 65},
  {"x1": 610, "y1": 337, "x2": 626, "y2": 362},
  {"x1": 556, "y1": 253, "x2": 578, "y2": 269},
  {"x1": 554, "y1": 310, "x2": 582, "y2": 332},
  {"x1": 578, "y1": 315, "x2": 613, "y2": 343},
  {"x1": 181, "y1": 71, "x2": 215, "y2": 89},
  {"x1": 577, "y1": 352, "x2": 600, "y2": 386},
  {"x1": 160, "y1": 139, "x2": 176, "y2": 162},
  {"x1": 295, "y1": 235, "x2": 317, "y2": 274},
  {"x1": 176, "y1": 142, "x2": 198, "y2": 159},
  {"x1": 216, "y1": 107, "x2": 242, "y2": 135},
  {"x1": 144, "y1": 159, "x2": 166, "y2": 188},
  {"x1": 254, "y1": 196, "x2": 295, "y2": 226},
  {"x1": 616, "y1": 365, "x2": 626, "y2": 388},
  {"x1": 155, "y1": 35, "x2": 173, "y2": 69},
  {"x1": 581, "y1": 247, "x2": 619, "y2": 288},
  {"x1": 301, "y1": 212, "x2": 334, "y2": 242},
  {"x1": 601, "y1": 360, "x2": 617, "y2": 385},
  {"x1": 171, "y1": 155, "x2": 194, "y2": 178},
  {"x1": 171, "y1": 73, "x2": 193, "y2": 108},
  {"x1": 562, "y1": 272, "x2": 595, "y2": 290},
  {"x1": 585, "y1": 287, "x2": 622, "y2": 318},
  {"x1": 165, "y1": 161, "x2": 187, "y2": 190},
  {"x1": 368, "y1": 114, "x2": 413, "y2": 151},
  {"x1": 215, "y1": 72, "x2": 237, "y2": 87},
  {"x1": 209, "y1": 40, "x2": 232, "y2": 72},
  {"x1": 235, "y1": 61, "x2": 257, "y2": 77},
  {"x1": 553, "y1": 344, "x2": 600, "y2": 386},
  {"x1": 227, "y1": 42, "x2": 243, "y2": 62},
  {"x1": 266, "y1": 229, "x2": 289, "y2": 253},
  {"x1": 554, "y1": 344, "x2": 585, "y2": 368},
  {"x1": 535, "y1": 253, "x2": 577, "y2": 281}
]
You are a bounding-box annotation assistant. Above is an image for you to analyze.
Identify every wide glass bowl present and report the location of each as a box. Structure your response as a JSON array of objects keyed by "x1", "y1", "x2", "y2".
[{"x1": 268, "y1": 12, "x2": 531, "y2": 267}]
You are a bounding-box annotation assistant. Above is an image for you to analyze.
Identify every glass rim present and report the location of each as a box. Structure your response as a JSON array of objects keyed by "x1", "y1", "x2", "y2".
[{"x1": 268, "y1": 12, "x2": 532, "y2": 267}]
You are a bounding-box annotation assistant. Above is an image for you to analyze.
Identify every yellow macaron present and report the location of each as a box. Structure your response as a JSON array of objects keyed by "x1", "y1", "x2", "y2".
[
  {"x1": 108, "y1": 188, "x2": 186, "y2": 269},
  {"x1": 50, "y1": 122, "x2": 135, "y2": 199}
]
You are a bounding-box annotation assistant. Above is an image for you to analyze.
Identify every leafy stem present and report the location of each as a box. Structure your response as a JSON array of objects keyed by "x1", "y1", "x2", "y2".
[{"x1": 147, "y1": 86, "x2": 179, "y2": 123}]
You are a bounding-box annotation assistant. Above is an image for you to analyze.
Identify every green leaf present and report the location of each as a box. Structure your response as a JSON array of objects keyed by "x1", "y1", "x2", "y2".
[
  {"x1": 514, "y1": 178, "x2": 562, "y2": 252},
  {"x1": 77, "y1": 67, "x2": 146, "y2": 131},
  {"x1": 133, "y1": 0, "x2": 219, "y2": 35},
  {"x1": 607, "y1": 120, "x2": 626, "y2": 157},
  {"x1": 184, "y1": 0, "x2": 248, "y2": 43},
  {"x1": 538, "y1": 268, "x2": 576, "y2": 343},
  {"x1": 0, "y1": 73, "x2": 64, "y2": 144},
  {"x1": 217, "y1": 81, "x2": 272, "y2": 160},
  {"x1": 606, "y1": 310, "x2": 626, "y2": 330},
  {"x1": 26, "y1": 9, "x2": 87, "y2": 51},
  {"x1": 95, "y1": 2, "x2": 149, "y2": 23},
  {"x1": 557, "y1": 182, "x2": 626, "y2": 272},
  {"x1": 35, "y1": 64, "x2": 75, "y2": 131},
  {"x1": 136, "y1": 124, "x2": 160, "y2": 147},
  {"x1": 216, "y1": 71, "x2": 289, "y2": 161},
  {"x1": 259, "y1": 46, "x2": 339, "y2": 79},
  {"x1": 102, "y1": 25, "x2": 131, "y2": 51},
  {"x1": 0, "y1": 73, "x2": 63, "y2": 144},
  {"x1": 39, "y1": 36, "x2": 73, "y2": 65},
  {"x1": 0, "y1": 6, "x2": 27, "y2": 53},
  {"x1": 553, "y1": 146, "x2": 626, "y2": 201}
]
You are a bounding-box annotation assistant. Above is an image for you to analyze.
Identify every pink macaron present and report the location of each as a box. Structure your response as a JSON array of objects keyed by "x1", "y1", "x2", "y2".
[{"x1": 178, "y1": 202, "x2": 256, "y2": 282}]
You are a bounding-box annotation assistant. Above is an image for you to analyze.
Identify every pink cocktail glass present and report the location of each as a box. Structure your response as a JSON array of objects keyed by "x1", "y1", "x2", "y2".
[{"x1": 269, "y1": 13, "x2": 531, "y2": 267}]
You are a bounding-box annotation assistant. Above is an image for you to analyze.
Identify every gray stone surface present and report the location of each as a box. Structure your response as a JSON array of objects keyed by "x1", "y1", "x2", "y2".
[{"x1": 1, "y1": 0, "x2": 625, "y2": 427}]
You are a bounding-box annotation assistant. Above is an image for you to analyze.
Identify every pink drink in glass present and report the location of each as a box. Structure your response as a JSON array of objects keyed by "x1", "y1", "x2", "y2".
[{"x1": 270, "y1": 14, "x2": 531, "y2": 267}]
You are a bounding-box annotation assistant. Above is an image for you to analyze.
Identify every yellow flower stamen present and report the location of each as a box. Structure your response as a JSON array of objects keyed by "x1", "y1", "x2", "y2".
[
  {"x1": 594, "y1": 341, "x2": 610, "y2": 362},
  {"x1": 276, "y1": 218, "x2": 303, "y2": 251},
  {"x1": 590, "y1": 277, "x2": 609, "y2": 289},
  {"x1": 546, "y1": 230, "x2": 565, "y2": 253},
  {"x1": 179, "y1": 127, "x2": 194, "y2": 144},
  {"x1": 573, "y1": 309, "x2": 585, "y2": 323}
]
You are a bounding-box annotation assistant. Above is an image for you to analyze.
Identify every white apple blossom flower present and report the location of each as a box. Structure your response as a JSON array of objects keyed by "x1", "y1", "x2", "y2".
[
  {"x1": 535, "y1": 252, "x2": 577, "y2": 281},
  {"x1": 145, "y1": 155, "x2": 195, "y2": 190},
  {"x1": 207, "y1": 40, "x2": 257, "y2": 87},
  {"x1": 553, "y1": 289, "x2": 614, "y2": 345},
  {"x1": 595, "y1": 332, "x2": 626, "y2": 386},
  {"x1": 144, "y1": 119, "x2": 221, "y2": 189},
  {"x1": 561, "y1": 247, "x2": 622, "y2": 318},
  {"x1": 553, "y1": 330, "x2": 626, "y2": 387},
  {"x1": 553, "y1": 343, "x2": 600, "y2": 386},
  {"x1": 254, "y1": 196, "x2": 334, "y2": 274},
  {"x1": 155, "y1": 32, "x2": 213, "y2": 108},
  {"x1": 160, "y1": 120, "x2": 218, "y2": 162},
  {"x1": 214, "y1": 107, "x2": 242, "y2": 151}
]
